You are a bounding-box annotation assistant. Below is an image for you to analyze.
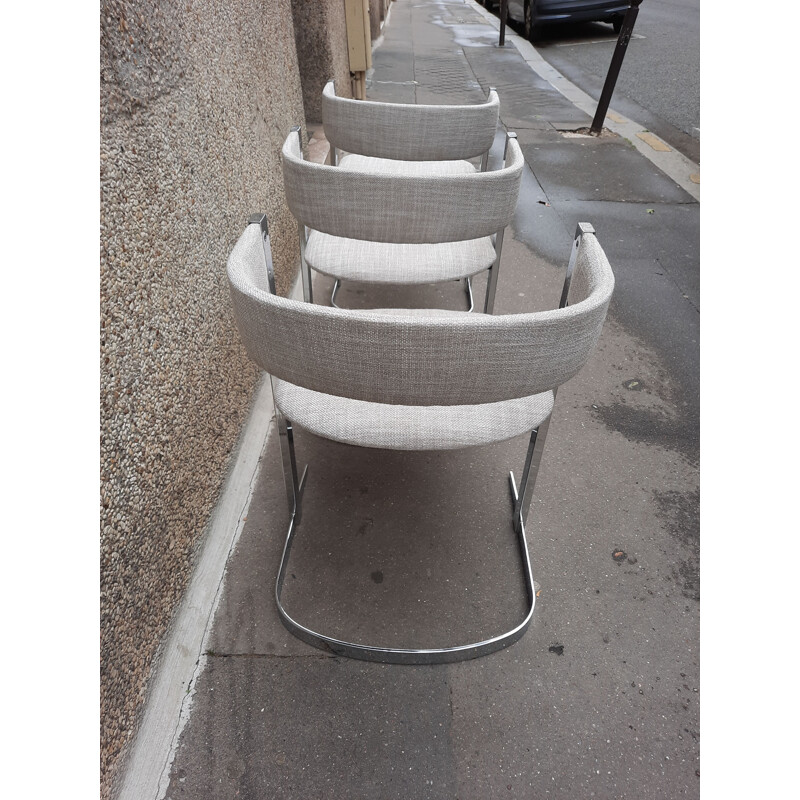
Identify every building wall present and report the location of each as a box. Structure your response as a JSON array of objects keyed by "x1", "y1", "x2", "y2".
[
  {"x1": 291, "y1": 0, "x2": 352, "y2": 123},
  {"x1": 369, "y1": 0, "x2": 384, "y2": 41},
  {"x1": 100, "y1": 1, "x2": 305, "y2": 796}
]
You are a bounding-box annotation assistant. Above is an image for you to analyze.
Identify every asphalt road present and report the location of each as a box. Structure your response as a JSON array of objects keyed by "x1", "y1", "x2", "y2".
[{"x1": 500, "y1": 0, "x2": 700, "y2": 162}]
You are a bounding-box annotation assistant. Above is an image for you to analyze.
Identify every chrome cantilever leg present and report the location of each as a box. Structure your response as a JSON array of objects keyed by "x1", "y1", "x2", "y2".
[
  {"x1": 290, "y1": 125, "x2": 314, "y2": 304},
  {"x1": 330, "y1": 279, "x2": 342, "y2": 308},
  {"x1": 559, "y1": 221, "x2": 595, "y2": 309},
  {"x1": 298, "y1": 223, "x2": 313, "y2": 304},
  {"x1": 511, "y1": 414, "x2": 553, "y2": 534},
  {"x1": 334, "y1": 278, "x2": 474, "y2": 311},
  {"x1": 507, "y1": 224, "x2": 591, "y2": 525},
  {"x1": 275, "y1": 408, "x2": 307, "y2": 524},
  {"x1": 273, "y1": 433, "x2": 536, "y2": 665},
  {"x1": 483, "y1": 131, "x2": 517, "y2": 315},
  {"x1": 480, "y1": 87, "x2": 497, "y2": 174},
  {"x1": 464, "y1": 276, "x2": 475, "y2": 312},
  {"x1": 483, "y1": 227, "x2": 504, "y2": 314}
]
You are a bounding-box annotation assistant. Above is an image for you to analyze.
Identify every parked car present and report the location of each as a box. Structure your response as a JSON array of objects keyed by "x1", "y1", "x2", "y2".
[{"x1": 485, "y1": 0, "x2": 629, "y2": 41}]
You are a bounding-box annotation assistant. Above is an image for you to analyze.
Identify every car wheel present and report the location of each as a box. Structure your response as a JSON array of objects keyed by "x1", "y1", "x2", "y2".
[
  {"x1": 612, "y1": 16, "x2": 624, "y2": 34},
  {"x1": 525, "y1": 0, "x2": 541, "y2": 42}
]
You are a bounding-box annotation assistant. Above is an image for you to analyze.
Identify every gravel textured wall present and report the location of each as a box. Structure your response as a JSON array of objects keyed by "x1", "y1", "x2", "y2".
[
  {"x1": 369, "y1": 0, "x2": 384, "y2": 41},
  {"x1": 100, "y1": 1, "x2": 305, "y2": 797},
  {"x1": 291, "y1": 0, "x2": 352, "y2": 122}
]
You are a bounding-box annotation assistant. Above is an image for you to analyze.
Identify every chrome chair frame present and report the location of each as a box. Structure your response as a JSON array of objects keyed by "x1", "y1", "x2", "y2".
[
  {"x1": 319, "y1": 81, "x2": 499, "y2": 311},
  {"x1": 244, "y1": 214, "x2": 596, "y2": 664},
  {"x1": 290, "y1": 126, "x2": 518, "y2": 315},
  {"x1": 330, "y1": 267, "x2": 476, "y2": 313}
]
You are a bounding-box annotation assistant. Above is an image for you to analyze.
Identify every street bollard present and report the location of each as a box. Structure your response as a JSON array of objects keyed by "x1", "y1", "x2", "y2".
[
  {"x1": 589, "y1": 0, "x2": 643, "y2": 135},
  {"x1": 499, "y1": 0, "x2": 508, "y2": 47}
]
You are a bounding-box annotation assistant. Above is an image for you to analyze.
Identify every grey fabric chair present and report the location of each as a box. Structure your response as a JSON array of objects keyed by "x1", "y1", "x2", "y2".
[
  {"x1": 322, "y1": 79, "x2": 500, "y2": 173},
  {"x1": 226, "y1": 214, "x2": 614, "y2": 664},
  {"x1": 282, "y1": 127, "x2": 524, "y2": 313}
]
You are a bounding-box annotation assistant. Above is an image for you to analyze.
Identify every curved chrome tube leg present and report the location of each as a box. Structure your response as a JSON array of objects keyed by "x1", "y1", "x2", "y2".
[
  {"x1": 330, "y1": 279, "x2": 342, "y2": 308},
  {"x1": 298, "y1": 230, "x2": 313, "y2": 304},
  {"x1": 333, "y1": 277, "x2": 474, "y2": 312},
  {"x1": 274, "y1": 471, "x2": 535, "y2": 664},
  {"x1": 274, "y1": 407, "x2": 308, "y2": 519},
  {"x1": 513, "y1": 415, "x2": 553, "y2": 533},
  {"x1": 464, "y1": 276, "x2": 475, "y2": 312},
  {"x1": 484, "y1": 227, "x2": 504, "y2": 315}
]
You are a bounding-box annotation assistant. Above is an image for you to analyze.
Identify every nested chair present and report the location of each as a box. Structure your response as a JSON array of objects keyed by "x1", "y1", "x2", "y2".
[
  {"x1": 281, "y1": 127, "x2": 524, "y2": 313},
  {"x1": 226, "y1": 214, "x2": 614, "y2": 664},
  {"x1": 321, "y1": 79, "x2": 500, "y2": 175}
]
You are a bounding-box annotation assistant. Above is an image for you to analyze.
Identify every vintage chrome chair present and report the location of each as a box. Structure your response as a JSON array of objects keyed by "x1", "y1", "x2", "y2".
[
  {"x1": 226, "y1": 214, "x2": 614, "y2": 664},
  {"x1": 321, "y1": 79, "x2": 500, "y2": 174},
  {"x1": 281, "y1": 127, "x2": 524, "y2": 313}
]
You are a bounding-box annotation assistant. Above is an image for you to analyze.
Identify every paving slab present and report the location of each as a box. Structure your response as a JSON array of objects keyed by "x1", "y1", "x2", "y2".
[
  {"x1": 166, "y1": 657, "x2": 457, "y2": 799},
  {"x1": 240, "y1": 432, "x2": 530, "y2": 651},
  {"x1": 519, "y1": 139, "x2": 695, "y2": 204},
  {"x1": 368, "y1": 45, "x2": 416, "y2": 85},
  {"x1": 551, "y1": 200, "x2": 700, "y2": 307},
  {"x1": 548, "y1": 200, "x2": 700, "y2": 431},
  {"x1": 464, "y1": 43, "x2": 593, "y2": 130}
]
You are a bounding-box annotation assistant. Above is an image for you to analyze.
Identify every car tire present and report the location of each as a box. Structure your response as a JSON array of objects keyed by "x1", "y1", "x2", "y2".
[
  {"x1": 612, "y1": 16, "x2": 624, "y2": 34},
  {"x1": 525, "y1": 0, "x2": 541, "y2": 42}
]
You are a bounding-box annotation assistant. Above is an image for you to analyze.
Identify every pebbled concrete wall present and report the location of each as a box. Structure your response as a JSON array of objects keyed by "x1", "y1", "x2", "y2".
[
  {"x1": 100, "y1": 1, "x2": 304, "y2": 797},
  {"x1": 369, "y1": 0, "x2": 384, "y2": 41},
  {"x1": 291, "y1": 0, "x2": 352, "y2": 123}
]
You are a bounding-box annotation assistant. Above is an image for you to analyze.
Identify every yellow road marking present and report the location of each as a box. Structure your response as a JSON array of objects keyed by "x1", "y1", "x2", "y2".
[
  {"x1": 689, "y1": 173, "x2": 700, "y2": 184},
  {"x1": 636, "y1": 132, "x2": 672, "y2": 152}
]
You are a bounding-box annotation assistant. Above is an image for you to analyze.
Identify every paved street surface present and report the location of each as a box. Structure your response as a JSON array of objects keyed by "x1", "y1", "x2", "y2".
[{"x1": 165, "y1": 2, "x2": 700, "y2": 797}]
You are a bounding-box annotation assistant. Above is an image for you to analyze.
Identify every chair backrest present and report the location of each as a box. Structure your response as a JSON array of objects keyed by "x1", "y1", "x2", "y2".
[
  {"x1": 281, "y1": 131, "x2": 524, "y2": 243},
  {"x1": 322, "y1": 80, "x2": 500, "y2": 162},
  {"x1": 227, "y1": 224, "x2": 615, "y2": 406}
]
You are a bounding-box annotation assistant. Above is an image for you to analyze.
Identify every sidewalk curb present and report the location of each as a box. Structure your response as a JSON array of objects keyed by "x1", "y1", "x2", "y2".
[
  {"x1": 468, "y1": 1, "x2": 700, "y2": 201},
  {"x1": 116, "y1": 275, "x2": 305, "y2": 800},
  {"x1": 116, "y1": 382, "x2": 273, "y2": 800}
]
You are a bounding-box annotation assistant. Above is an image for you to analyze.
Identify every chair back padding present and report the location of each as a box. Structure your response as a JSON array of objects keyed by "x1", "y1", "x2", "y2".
[
  {"x1": 227, "y1": 225, "x2": 615, "y2": 406},
  {"x1": 322, "y1": 81, "x2": 500, "y2": 161},
  {"x1": 281, "y1": 132, "x2": 523, "y2": 243}
]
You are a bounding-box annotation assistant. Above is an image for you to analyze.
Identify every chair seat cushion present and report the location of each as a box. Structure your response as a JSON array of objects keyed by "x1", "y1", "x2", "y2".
[
  {"x1": 305, "y1": 229, "x2": 497, "y2": 283},
  {"x1": 338, "y1": 153, "x2": 477, "y2": 176},
  {"x1": 272, "y1": 379, "x2": 554, "y2": 451}
]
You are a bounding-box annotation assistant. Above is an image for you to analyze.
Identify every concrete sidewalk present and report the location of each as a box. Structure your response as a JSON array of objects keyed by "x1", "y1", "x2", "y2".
[{"x1": 159, "y1": 2, "x2": 700, "y2": 797}]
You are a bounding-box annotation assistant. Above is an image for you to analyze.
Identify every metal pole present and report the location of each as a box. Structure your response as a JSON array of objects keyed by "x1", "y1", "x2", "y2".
[
  {"x1": 589, "y1": 1, "x2": 643, "y2": 135},
  {"x1": 499, "y1": 0, "x2": 507, "y2": 47}
]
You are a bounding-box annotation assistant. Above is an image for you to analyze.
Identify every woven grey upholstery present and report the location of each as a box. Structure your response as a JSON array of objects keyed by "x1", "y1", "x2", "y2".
[
  {"x1": 272, "y1": 380, "x2": 554, "y2": 451},
  {"x1": 337, "y1": 153, "x2": 476, "y2": 176},
  {"x1": 227, "y1": 225, "x2": 615, "y2": 409},
  {"x1": 282, "y1": 132, "x2": 523, "y2": 244},
  {"x1": 304, "y1": 230, "x2": 497, "y2": 283},
  {"x1": 322, "y1": 81, "x2": 500, "y2": 162}
]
